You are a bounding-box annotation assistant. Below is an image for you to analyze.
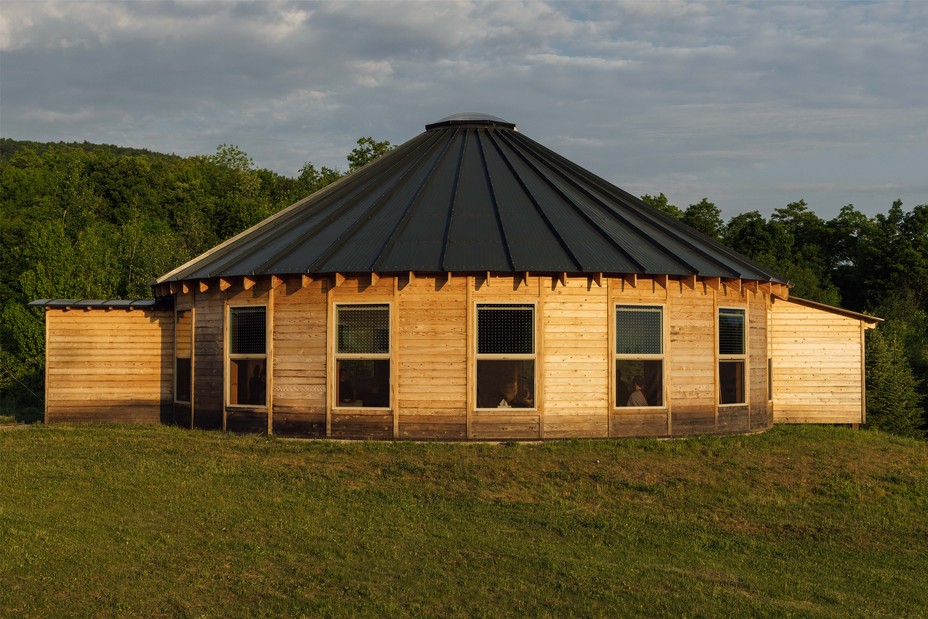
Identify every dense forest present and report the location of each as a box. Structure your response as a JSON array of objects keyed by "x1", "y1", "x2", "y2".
[{"x1": 1, "y1": 138, "x2": 924, "y2": 434}]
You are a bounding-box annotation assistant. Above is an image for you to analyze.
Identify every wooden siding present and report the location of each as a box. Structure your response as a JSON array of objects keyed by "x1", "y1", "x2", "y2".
[
  {"x1": 44, "y1": 308, "x2": 173, "y2": 424},
  {"x1": 192, "y1": 288, "x2": 223, "y2": 429},
  {"x1": 272, "y1": 277, "x2": 327, "y2": 437},
  {"x1": 397, "y1": 276, "x2": 467, "y2": 439},
  {"x1": 544, "y1": 278, "x2": 609, "y2": 438},
  {"x1": 668, "y1": 281, "x2": 717, "y2": 436},
  {"x1": 771, "y1": 298, "x2": 866, "y2": 424}
]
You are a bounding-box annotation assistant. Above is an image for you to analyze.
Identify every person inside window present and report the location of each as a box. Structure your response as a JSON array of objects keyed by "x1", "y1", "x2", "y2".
[
  {"x1": 338, "y1": 368, "x2": 355, "y2": 405},
  {"x1": 626, "y1": 376, "x2": 648, "y2": 407},
  {"x1": 498, "y1": 380, "x2": 533, "y2": 408}
]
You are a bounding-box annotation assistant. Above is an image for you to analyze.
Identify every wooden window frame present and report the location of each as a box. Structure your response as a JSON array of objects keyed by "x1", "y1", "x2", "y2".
[
  {"x1": 474, "y1": 302, "x2": 538, "y2": 412},
  {"x1": 173, "y1": 307, "x2": 193, "y2": 404},
  {"x1": 718, "y1": 306, "x2": 747, "y2": 407},
  {"x1": 614, "y1": 304, "x2": 666, "y2": 410},
  {"x1": 225, "y1": 304, "x2": 268, "y2": 411},
  {"x1": 332, "y1": 302, "x2": 392, "y2": 411}
]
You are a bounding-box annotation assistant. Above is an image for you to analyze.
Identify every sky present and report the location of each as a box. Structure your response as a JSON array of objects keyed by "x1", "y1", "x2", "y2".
[{"x1": 2, "y1": 0, "x2": 927, "y2": 219}]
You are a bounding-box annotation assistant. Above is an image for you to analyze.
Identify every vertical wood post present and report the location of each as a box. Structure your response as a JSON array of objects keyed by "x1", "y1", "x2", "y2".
[
  {"x1": 267, "y1": 282, "x2": 275, "y2": 436},
  {"x1": 465, "y1": 276, "x2": 474, "y2": 439}
]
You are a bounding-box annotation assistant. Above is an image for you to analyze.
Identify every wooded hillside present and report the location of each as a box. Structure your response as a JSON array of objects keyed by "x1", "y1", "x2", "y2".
[{"x1": 1, "y1": 138, "x2": 924, "y2": 432}]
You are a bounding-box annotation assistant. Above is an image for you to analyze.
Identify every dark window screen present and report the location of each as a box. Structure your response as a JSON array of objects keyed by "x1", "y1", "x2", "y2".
[
  {"x1": 230, "y1": 307, "x2": 266, "y2": 355},
  {"x1": 616, "y1": 306, "x2": 662, "y2": 354},
  {"x1": 477, "y1": 304, "x2": 534, "y2": 355},
  {"x1": 337, "y1": 305, "x2": 389, "y2": 354},
  {"x1": 719, "y1": 309, "x2": 745, "y2": 355}
]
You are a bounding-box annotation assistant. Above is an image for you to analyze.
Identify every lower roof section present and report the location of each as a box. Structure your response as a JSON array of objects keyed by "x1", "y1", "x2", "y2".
[{"x1": 29, "y1": 299, "x2": 167, "y2": 310}]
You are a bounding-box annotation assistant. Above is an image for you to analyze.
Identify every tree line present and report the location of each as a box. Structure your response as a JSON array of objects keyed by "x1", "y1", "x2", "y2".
[{"x1": 1, "y1": 138, "x2": 924, "y2": 434}]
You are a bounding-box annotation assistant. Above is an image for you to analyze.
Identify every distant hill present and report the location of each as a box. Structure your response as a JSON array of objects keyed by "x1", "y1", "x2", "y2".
[{"x1": 0, "y1": 138, "x2": 184, "y2": 163}]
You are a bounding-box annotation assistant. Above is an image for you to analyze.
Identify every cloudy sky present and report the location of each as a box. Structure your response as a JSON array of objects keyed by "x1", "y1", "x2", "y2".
[{"x1": 2, "y1": 0, "x2": 926, "y2": 218}]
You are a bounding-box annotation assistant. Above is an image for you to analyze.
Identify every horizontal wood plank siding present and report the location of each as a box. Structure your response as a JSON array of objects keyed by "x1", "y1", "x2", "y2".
[
  {"x1": 45, "y1": 308, "x2": 172, "y2": 424},
  {"x1": 544, "y1": 278, "x2": 609, "y2": 438},
  {"x1": 771, "y1": 299, "x2": 865, "y2": 424},
  {"x1": 398, "y1": 277, "x2": 467, "y2": 440},
  {"x1": 273, "y1": 277, "x2": 326, "y2": 437}
]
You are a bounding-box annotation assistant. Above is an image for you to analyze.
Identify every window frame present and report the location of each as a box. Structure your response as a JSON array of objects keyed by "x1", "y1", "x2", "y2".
[
  {"x1": 613, "y1": 303, "x2": 666, "y2": 410},
  {"x1": 173, "y1": 307, "x2": 193, "y2": 405},
  {"x1": 474, "y1": 302, "x2": 538, "y2": 412},
  {"x1": 226, "y1": 304, "x2": 269, "y2": 410},
  {"x1": 718, "y1": 306, "x2": 747, "y2": 406},
  {"x1": 333, "y1": 302, "x2": 392, "y2": 411}
]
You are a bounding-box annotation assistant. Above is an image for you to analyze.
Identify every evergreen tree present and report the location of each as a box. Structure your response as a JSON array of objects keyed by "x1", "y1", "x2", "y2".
[{"x1": 865, "y1": 327, "x2": 925, "y2": 437}]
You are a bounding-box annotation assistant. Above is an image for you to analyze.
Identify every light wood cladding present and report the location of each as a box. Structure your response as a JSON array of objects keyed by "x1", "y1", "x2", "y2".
[
  {"x1": 273, "y1": 276, "x2": 327, "y2": 436},
  {"x1": 397, "y1": 276, "x2": 467, "y2": 440},
  {"x1": 544, "y1": 277, "x2": 608, "y2": 438},
  {"x1": 771, "y1": 298, "x2": 867, "y2": 424},
  {"x1": 44, "y1": 308, "x2": 172, "y2": 424}
]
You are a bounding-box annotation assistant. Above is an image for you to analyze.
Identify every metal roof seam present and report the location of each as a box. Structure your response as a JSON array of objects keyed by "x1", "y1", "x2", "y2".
[
  {"x1": 483, "y1": 130, "x2": 584, "y2": 272},
  {"x1": 438, "y1": 129, "x2": 468, "y2": 272},
  {"x1": 304, "y1": 131, "x2": 447, "y2": 273},
  {"x1": 531, "y1": 138, "x2": 786, "y2": 282},
  {"x1": 372, "y1": 130, "x2": 457, "y2": 272},
  {"x1": 476, "y1": 129, "x2": 515, "y2": 271},
  {"x1": 499, "y1": 130, "x2": 647, "y2": 273}
]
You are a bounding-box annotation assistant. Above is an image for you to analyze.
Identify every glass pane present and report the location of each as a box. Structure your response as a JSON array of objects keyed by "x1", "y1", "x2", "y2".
[
  {"x1": 616, "y1": 306, "x2": 662, "y2": 354},
  {"x1": 719, "y1": 308, "x2": 745, "y2": 355},
  {"x1": 337, "y1": 305, "x2": 390, "y2": 354},
  {"x1": 476, "y1": 359, "x2": 535, "y2": 409},
  {"x1": 176, "y1": 309, "x2": 192, "y2": 359},
  {"x1": 230, "y1": 307, "x2": 266, "y2": 355},
  {"x1": 616, "y1": 359, "x2": 663, "y2": 407},
  {"x1": 175, "y1": 358, "x2": 192, "y2": 403},
  {"x1": 229, "y1": 358, "x2": 266, "y2": 406},
  {"x1": 477, "y1": 304, "x2": 534, "y2": 355},
  {"x1": 337, "y1": 359, "x2": 390, "y2": 408},
  {"x1": 720, "y1": 360, "x2": 745, "y2": 404}
]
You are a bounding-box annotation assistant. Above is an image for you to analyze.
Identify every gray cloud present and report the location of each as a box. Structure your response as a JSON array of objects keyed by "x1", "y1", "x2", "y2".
[{"x1": 2, "y1": 0, "x2": 926, "y2": 218}]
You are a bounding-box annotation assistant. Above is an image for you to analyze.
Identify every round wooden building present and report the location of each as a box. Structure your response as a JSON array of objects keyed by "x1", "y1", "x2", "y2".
[{"x1": 34, "y1": 114, "x2": 879, "y2": 439}]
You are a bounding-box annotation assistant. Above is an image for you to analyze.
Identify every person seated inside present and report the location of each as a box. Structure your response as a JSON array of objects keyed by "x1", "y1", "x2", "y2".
[
  {"x1": 626, "y1": 376, "x2": 648, "y2": 407},
  {"x1": 364, "y1": 378, "x2": 389, "y2": 408},
  {"x1": 498, "y1": 380, "x2": 534, "y2": 408},
  {"x1": 338, "y1": 368, "x2": 355, "y2": 405}
]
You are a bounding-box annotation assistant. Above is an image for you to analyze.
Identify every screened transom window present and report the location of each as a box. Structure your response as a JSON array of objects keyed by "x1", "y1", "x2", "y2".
[
  {"x1": 230, "y1": 307, "x2": 266, "y2": 356},
  {"x1": 478, "y1": 304, "x2": 534, "y2": 355},
  {"x1": 337, "y1": 305, "x2": 390, "y2": 355}
]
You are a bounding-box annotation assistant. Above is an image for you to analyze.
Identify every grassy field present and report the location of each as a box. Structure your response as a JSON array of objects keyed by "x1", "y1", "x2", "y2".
[{"x1": 1, "y1": 424, "x2": 926, "y2": 618}]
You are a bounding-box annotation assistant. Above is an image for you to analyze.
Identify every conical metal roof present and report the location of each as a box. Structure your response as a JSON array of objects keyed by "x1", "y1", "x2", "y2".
[{"x1": 156, "y1": 115, "x2": 787, "y2": 284}]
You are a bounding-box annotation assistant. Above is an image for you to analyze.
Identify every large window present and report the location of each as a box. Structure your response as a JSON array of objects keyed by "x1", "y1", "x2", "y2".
[
  {"x1": 615, "y1": 305, "x2": 663, "y2": 407},
  {"x1": 719, "y1": 308, "x2": 746, "y2": 405},
  {"x1": 336, "y1": 304, "x2": 390, "y2": 408},
  {"x1": 228, "y1": 306, "x2": 266, "y2": 406},
  {"x1": 174, "y1": 309, "x2": 192, "y2": 403},
  {"x1": 476, "y1": 304, "x2": 535, "y2": 409}
]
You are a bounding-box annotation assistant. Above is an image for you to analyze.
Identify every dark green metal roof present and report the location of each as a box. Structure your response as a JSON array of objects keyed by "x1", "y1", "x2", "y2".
[{"x1": 156, "y1": 115, "x2": 787, "y2": 284}]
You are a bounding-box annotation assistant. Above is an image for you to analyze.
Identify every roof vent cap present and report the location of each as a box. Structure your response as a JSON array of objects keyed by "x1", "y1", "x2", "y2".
[{"x1": 426, "y1": 113, "x2": 516, "y2": 131}]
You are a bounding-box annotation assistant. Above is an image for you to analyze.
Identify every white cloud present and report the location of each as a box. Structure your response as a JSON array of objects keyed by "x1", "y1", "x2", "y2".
[{"x1": 1, "y1": 0, "x2": 926, "y2": 216}]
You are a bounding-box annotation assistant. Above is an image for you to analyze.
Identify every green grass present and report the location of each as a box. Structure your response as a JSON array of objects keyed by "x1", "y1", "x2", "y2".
[
  {"x1": 0, "y1": 415, "x2": 17, "y2": 426},
  {"x1": 1, "y1": 425, "x2": 926, "y2": 617}
]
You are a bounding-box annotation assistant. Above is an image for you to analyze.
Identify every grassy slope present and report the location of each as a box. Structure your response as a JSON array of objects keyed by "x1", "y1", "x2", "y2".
[{"x1": 1, "y1": 425, "x2": 926, "y2": 618}]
